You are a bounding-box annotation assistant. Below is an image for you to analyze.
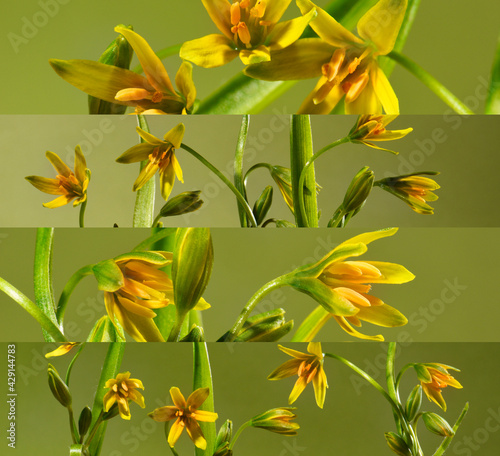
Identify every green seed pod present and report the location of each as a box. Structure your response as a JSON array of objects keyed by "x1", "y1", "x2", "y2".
[
  {"x1": 47, "y1": 364, "x2": 72, "y2": 408},
  {"x1": 384, "y1": 432, "x2": 412, "y2": 456},
  {"x1": 78, "y1": 406, "x2": 93, "y2": 439},
  {"x1": 88, "y1": 24, "x2": 134, "y2": 114},
  {"x1": 422, "y1": 412, "x2": 455, "y2": 437},
  {"x1": 158, "y1": 191, "x2": 203, "y2": 218},
  {"x1": 172, "y1": 228, "x2": 214, "y2": 318},
  {"x1": 405, "y1": 385, "x2": 423, "y2": 422},
  {"x1": 253, "y1": 186, "x2": 273, "y2": 225}
]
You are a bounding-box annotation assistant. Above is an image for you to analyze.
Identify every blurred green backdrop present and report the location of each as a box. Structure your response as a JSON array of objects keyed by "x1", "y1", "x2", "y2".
[
  {"x1": 1, "y1": 115, "x2": 499, "y2": 227},
  {"x1": 1, "y1": 227, "x2": 499, "y2": 342},
  {"x1": 1, "y1": 342, "x2": 498, "y2": 455},
  {"x1": 0, "y1": 0, "x2": 498, "y2": 114}
]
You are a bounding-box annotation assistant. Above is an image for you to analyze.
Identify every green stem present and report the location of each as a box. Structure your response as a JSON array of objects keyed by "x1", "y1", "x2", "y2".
[
  {"x1": 132, "y1": 44, "x2": 182, "y2": 74},
  {"x1": 228, "y1": 421, "x2": 252, "y2": 450},
  {"x1": 68, "y1": 406, "x2": 79, "y2": 444},
  {"x1": 65, "y1": 343, "x2": 86, "y2": 386},
  {"x1": 79, "y1": 199, "x2": 87, "y2": 228},
  {"x1": 243, "y1": 163, "x2": 273, "y2": 185},
  {"x1": 297, "y1": 137, "x2": 350, "y2": 227},
  {"x1": 56, "y1": 265, "x2": 94, "y2": 324},
  {"x1": 386, "y1": 343, "x2": 399, "y2": 404},
  {"x1": 133, "y1": 115, "x2": 155, "y2": 227},
  {"x1": 34, "y1": 228, "x2": 57, "y2": 342},
  {"x1": 132, "y1": 228, "x2": 177, "y2": 252},
  {"x1": 395, "y1": 363, "x2": 415, "y2": 394},
  {"x1": 167, "y1": 314, "x2": 187, "y2": 342},
  {"x1": 433, "y1": 403, "x2": 469, "y2": 456},
  {"x1": 234, "y1": 115, "x2": 250, "y2": 227},
  {"x1": 164, "y1": 422, "x2": 180, "y2": 456},
  {"x1": 291, "y1": 115, "x2": 318, "y2": 227},
  {"x1": 224, "y1": 276, "x2": 289, "y2": 342},
  {"x1": 180, "y1": 143, "x2": 258, "y2": 227},
  {"x1": 387, "y1": 51, "x2": 474, "y2": 114},
  {"x1": 0, "y1": 277, "x2": 67, "y2": 341},
  {"x1": 84, "y1": 411, "x2": 104, "y2": 447}
]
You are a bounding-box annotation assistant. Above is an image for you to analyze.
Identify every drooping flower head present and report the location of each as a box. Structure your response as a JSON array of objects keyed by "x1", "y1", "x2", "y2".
[
  {"x1": 268, "y1": 342, "x2": 327, "y2": 408},
  {"x1": 26, "y1": 147, "x2": 89, "y2": 208},
  {"x1": 116, "y1": 124, "x2": 185, "y2": 201},
  {"x1": 250, "y1": 407, "x2": 300, "y2": 435},
  {"x1": 289, "y1": 228, "x2": 414, "y2": 341},
  {"x1": 245, "y1": 0, "x2": 408, "y2": 114},
  {"x1": 149, "y1": 387, "x2": 218, "y2": 450},
  {"x1": 376, "y1": 172, "x2": 440, "y2": 214},
  {"x1": 103, "y1": 372, "x2": 145, "y2": 420},
  {"x1": 180, "y1": 0, "x2": 317, "y2": 67},
  {"x1": 50, "y1": 28, "x2": 196, "y2": 115},
  {"x1": 415, "y1": 363, "x2": 462, "y2": 412}
]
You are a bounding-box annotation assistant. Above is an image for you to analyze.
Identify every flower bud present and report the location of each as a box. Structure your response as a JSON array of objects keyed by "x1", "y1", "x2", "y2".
[
  {"x1": 341, "y1": 166, "x2": 374, "y2": 214},
  {"x1": 89, "y1": 24, "x2": 134, "y2": 114},
  {"x1": 215, "y1": 419, "x2": 233, "y2": 449},
  {"x1": 78, "y1": 406, "x2": 93, "y2": 439},
  {"x1": 405, "y1": 385, "x2": 423, "y2": 422},
  {"x1": 384, "y1": 432, "x2": 412, "y2": 456},
  {"x1": 235, "y1": 309, "x2": 293, "y2": 342},
  {"x1": 253, "y1": 186, "x2": 273, "y2": 225},
  {"x1": 172, "y1": 228, "x2": 214, "y2": 318},
  {"x1": 250, "y1": 407, "x2": 299, "y2": 435},
  {"x1": 422, "y1": 412, "x2": 454, "y2": 437},
  {"x1": 179, "y1": 325, "x2": 205, "y2": 342},
  {"x1": 158, "y1": 191, "x2": 203, "y2": 218},
  {"x1": 47, "y1": 364, "x2": 72, "y2": 408}
]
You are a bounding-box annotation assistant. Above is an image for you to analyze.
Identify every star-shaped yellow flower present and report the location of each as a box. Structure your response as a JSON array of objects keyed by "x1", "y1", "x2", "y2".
[
  {"x1": 268, "y1": 342, "x2": 327, "y2": 408},
  {"x1": 103, "y1": 372, "x2": 145, "y2": 420},
  {"x1": 149, "y1": 387, "x2": 218, "y2": 450},
  {"x1": 415, "y1": 363, "x2": 462, "y2": 412},
  {"x1": 116, "y1": 124, "x2": 185, "y2": 201},
  {"x1": 180, "y1": 0, "x2": 316, "y2": 67},
  {"x1": 245, "y1": 0, "x2": 407, "y2": 114}
]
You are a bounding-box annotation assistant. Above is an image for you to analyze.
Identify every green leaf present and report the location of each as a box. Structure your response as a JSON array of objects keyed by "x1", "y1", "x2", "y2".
[
  {"x1": 193, "y1": 343, "x2": 216, "y2": 456},
  {"x1": 234, "y1": 115, "x2": 250, "y2": 227},
  {"x1": 485, "y1": 34, "x2": 500, "y2": 114}
]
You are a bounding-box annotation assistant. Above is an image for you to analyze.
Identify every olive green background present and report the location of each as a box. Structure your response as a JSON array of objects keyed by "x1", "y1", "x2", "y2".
[
  {"x1": 1, "y1": 342, "x2": 499, "y2": 454},
  {"x1": 1, "y1": 115, "x2": 499, "y2": 227},
  {"x1": 1, "y1": 228, "x2": 498, "y2": 342},
  {"x1": 1, "y1": 0, "x2": 498, "y2": 114}
]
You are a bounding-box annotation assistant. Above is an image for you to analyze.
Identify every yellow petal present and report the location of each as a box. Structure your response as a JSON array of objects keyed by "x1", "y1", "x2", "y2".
[
  {"x1": 187, "y1": 387, "x2": 209, "y2": 409},
  {"x1": 312, "y1": 367, "x2": 328, "y2": 408},
  {"x1": 307, "y1": 342, "x2": 323, "y2": 358},
  {"x1": 25, "y1": 176, "x2": 62, "y2": 195},
  {"x1": 337, "y1": 227, "x2": 398, "y2": 249},
  {"x1": 264, "y1": 0, "x2": 293, "y2": 24},
  {"x1": 103, "y1": 391, "x2": 117, "y2": 412},
  {"x1": 371, "y1": 64, "x2": 399, "y2": 114},
  {"x1": 194, "y1": 297, "x2": 211, "y2": 310},
  {"x1": 149, "y1": 406, "x2": 179, "y2": 422},
  {"x1": 164, "y1": 123, "x2": 185, "y2": 149},
  {"x1": 136, "y1": 127, "x2": 165, "y2": 146},
  {"x1": 170, "y1": 387, "x2": 187, "y2": 409},
  {"x1": 46, "y1": 151, "x2": 71, "y2": 177},
  {"x1": 202, "y1": 0, "x2": 233, "y2": 39},
  {"x1": 74, "y1": 145, "x2": 87, "y2": 183},
  {"x1": 170, "y1": 152, "x2": 184, "y2": 183},
  {"x1": 116, "y1": 295, "x2": 157, "y2": 319},
  {"x1": 289, "y1": 376, "x2": 308, "y2": 404},
  {"x1": 297, "y1": 0, "x2": 362, "y2": 47},
  {"x1": 277, "y1": 345, "x2": 310, "y2": 360},
  {"x1": 298, "y1": 79, "x2": 344, "y2": 114},
  {"x1": 193, "y1": 410, "x2": 219, "y2": 422},
  {"x1": 268, "y1": 8, "x2": 317, "y2": 51},
  {"x1": 116, "y1": 143, "x2": 156, "y2": 164},
  {"x1": 118, "y1": 308, "x2": 165, "y2": 342},
  {"x1": 239, "y1": 46, "x2": 271, "y2": 65},
  {"x1": 115, "y1": 27, "x2": 175, "y2": 94},
  {"x1": 355, "y1": 303, "x2": 408, "y2": 327},
  {"x1": 268, "y1": 359, "x2": 303, "y2": 380},
  {"x1": 175, "y1": 62, "x2": 197, "y2": 110},
  {"x1": 371, "y1": 127, "x2": 413, "y2": 141},
  {"x1": 357, "y1": 0, "x2": 408, "y2": 55},
  {"x1": 345, "y1": 77, "x2": 382, "y2": 114},
  {"x1": 333, "y1": 316, "x2": 385, "y2": 341},
  {"x1": 133, "y1": 162, "x2": 159, "y2": 192},
  {"x1": 43, "y1": 194, "x2": 73, "y2": 208},
  {"x1": 160, "y1": 163, "x2": 176, "y2": 201},
  {"x1": 168, "y1": 417, "x2": 185, "y2": 447},
  {"x1": 129, "y1": 389, "x2": 146, "y2": 409},
  {"x1": 353, "y1": 261, "x2": 415, "y2": 284},
  {"x1": 180, "y1": 34, "x2": 239, "y2": 68},
  {"x1": 45, "y1": 343, "x2": 79, "y2": 358},
  {"x1": 186, "y1": 418, "x2": 207, "y2": 450}
]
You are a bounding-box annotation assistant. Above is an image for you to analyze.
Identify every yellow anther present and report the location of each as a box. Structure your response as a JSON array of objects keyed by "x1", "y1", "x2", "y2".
[
  {"x1": 237, "y1": 22, "x2": 252, "y2": 45},
  {"x1": 251, "y1": 0, "x2": 266, "y2": 18},
  {"x1": 240, "y1": 0, "x2": 250, "y2": 8},
  {"x1": 152, "y1": 91, "x2": 164, "y2": 103},
  {"x1": 259, "y1": 20, "x2": 272, "y2": 26},
  {"x1": 344, "y1": 71, "x2": 370, "y2": 103},
  {"x1": 230, "y1": 2, "x2": 241, "y2": 25},
  {"x1": 115, "y1": 88, "x2": 151, "y2": 102},
  {"x1": 313, "y1": 80, "x2": 335, "y2": 105}
]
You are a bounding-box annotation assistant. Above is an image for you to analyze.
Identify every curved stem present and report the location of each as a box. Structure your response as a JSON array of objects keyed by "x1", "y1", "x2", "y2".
[
  {"x1": 65, "y1": 343, "x2": 86, "y2": 386},
  {"x1": 0, "y1": 277, "x2": 67, "y2": 342},
  {"x1": 133, "y1": 115, "x2": 156, "y2": 227},
  {"x1": 234, "y1": 115, "x2": 250, "y2": 227},
  {"x1": 132, "y1": 44, "x2": 182, "y2": 74},
  {"x1": 79, "y1": 199, "x2": 87, "y2": 228},
  {"x1": 56, "y1": 265, "x2": 94, "y2": 323},
  {"x1": 180, "y1": 143, "x2": 258, "y2": 227},
  {"x1": 132, "y1": 228, "x2": 177, "y2": 252},
  {"x1": 68, "y1": 406, "x2": 78, "y2": 444},
  {"x1": 228, "y1": 421, "x2": 252, "y2": 450},
  {"x1": 387, "y1": 51, "x2": 474, "y2": 115},
  {"x1": 84, "y1": 411, "x2": 104, "y2": 447},
  {"x1": 395, "y1": 363, "x2": 416, "y2": 394},
  {"x1": 386, "y1": 342, "x2": 399, "y2": 403},
  {"x1": 167, "y1": 314, "x2": 186, "y2": 342},
  {"x1": 243, "y1": 163, "x2": 273, "y2": 185},
  {"x1": 433, "y1": 403, "x2": 469, "y2": 456},
  {"x1": 297, "y1": 137, "x2": 350, "y2": 226},
  {"x1": 224, "y1": 275, "x2": 290, "y2": 342}
]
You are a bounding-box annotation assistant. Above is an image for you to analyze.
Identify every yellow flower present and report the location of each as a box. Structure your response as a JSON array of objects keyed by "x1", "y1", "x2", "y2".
[
  {"x1": 45, "y1": 342, "x2": 79, "y2": 358},
  {"x1": 415, "y1": 363, "x2": 462, "y2": 412},
  {"x1": 25, "y1": 147, "x2": 89, "y2": 208},
  {"x1": 268, "y1": 342, "x2": 327, "y2": 408},
  {"x1": 149, "y1": 387, "x2": 218, "y2": 450},
  {"x1": 376, "y1": 172, "x2": 440, "y2": 214},
  {"x1": 116, "y1": 124, "x2": 185, "y2": 201},
  {"x1": 103, "y1": 372, "x2": 145, "y2": 420},
  {"x1": 50, "y1": 27, "x2": 196, "y2": 115},
  {"x1": 180, "y1": 0, "x2": 316, "y2": 67},
  {"x1": 290, "y1": 228, "x2": 414, "y2": 341},
  {"x1": 349, "y1": 115, "x2": 413, "y2": 153},
  {"x1": 245, "y1": 0, "x2": 408, "y2": 114}
]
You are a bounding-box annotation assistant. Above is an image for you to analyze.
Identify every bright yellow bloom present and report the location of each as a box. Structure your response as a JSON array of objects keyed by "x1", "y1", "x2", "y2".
[
  {"x1": 349, "y1": 115, "x2": 413, "y2": 153},
  {"x1": 415, "y1": 363, "x2": 462, "y2": 412},
  {"x1": 103, "y1": 372, "x2": 145, "y2": 420},
  {"x1": 268, "y1": 342, "x2": 327, "y2": 408},
  {"x1": 45, "y1": 342, "x2": 79, "y2": 358},
  {"x1": 291, "y1": 228, "x2": 414, "y2": 341},
  {"x1": 180, "y1": 0, "x2": 316, "y2": 67},
  {"x1": 116, "y1": 124, "x2": 185, "y2": 201},
  {"x1": 50, "y1": 28, "x2": 196, "y2": 115},
  {"x1": 376, "y1": 172, "x2": 440, "y2": 214},
  {"x1": 25, "y1": 147, "x2": 89, "y2": 208},
  {"x1": 245, "y1": 0, "x2": 407, "y2": 114},
  {"x1": 149, "y1": 387, "x2": 218, "y2": 450}
]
